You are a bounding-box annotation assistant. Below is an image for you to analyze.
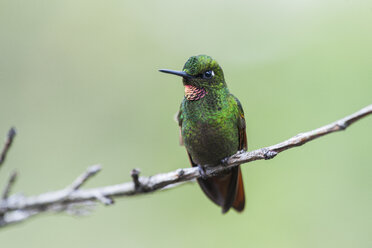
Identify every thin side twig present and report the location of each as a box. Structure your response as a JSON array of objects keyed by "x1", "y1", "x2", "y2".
[
  {"x1": 66, "y1": 165, "x2": 102, "y2": 193},
  {"x1": 1, "y1": 171, "x2": 17, "y2": 200},
  {"x1": 0, "y1": 127, "x2": 16, "y2": 168},
  {"x1": 0, "y1": 104, "x2": 371, "y2": 228}
]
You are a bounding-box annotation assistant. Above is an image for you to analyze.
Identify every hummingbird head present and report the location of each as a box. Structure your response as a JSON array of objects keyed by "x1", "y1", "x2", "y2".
[{"x1": 159, "y1": 55, "x2": 227, "y2": 100}]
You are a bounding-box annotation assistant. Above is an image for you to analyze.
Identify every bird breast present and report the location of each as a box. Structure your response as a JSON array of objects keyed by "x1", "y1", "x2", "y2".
[{"x1": 182, "y1": 111, "x2": 239, "y2": 166}]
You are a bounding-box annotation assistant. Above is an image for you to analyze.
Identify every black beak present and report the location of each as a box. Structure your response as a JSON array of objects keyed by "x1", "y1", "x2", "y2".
[{"x1": 159, "y1": 69, "x2": 193, "y2": 78}]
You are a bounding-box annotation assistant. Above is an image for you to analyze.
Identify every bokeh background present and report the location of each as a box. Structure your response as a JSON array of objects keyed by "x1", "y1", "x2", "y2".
[{"x1": 0, "y1": 0, "x2": 371, "y2": 247}]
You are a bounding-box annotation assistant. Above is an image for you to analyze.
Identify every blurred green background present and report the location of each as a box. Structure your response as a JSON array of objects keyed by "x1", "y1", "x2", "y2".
[{"x1": 0, "y1": 0, "x2": 371, "y2": 247}]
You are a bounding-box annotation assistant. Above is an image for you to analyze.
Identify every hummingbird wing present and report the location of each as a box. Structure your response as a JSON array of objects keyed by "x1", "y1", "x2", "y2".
[
  {"x1": 176, "y1": 110, "x2": 184, "y2": 146},
  {"x1": 177, "y1": 97, "x2": 246, "y2": 213},
  {"x1": 212, "y1": 96, "x2": 246, "y2": 213},
  {"x1": 231, "y1": 96, "x2": 246, "y2": 212}
]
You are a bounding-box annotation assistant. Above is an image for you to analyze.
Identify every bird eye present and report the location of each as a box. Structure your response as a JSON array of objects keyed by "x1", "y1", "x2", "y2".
[{"x1": 203, "y1": 70, "x2": 214, "y2": 79}]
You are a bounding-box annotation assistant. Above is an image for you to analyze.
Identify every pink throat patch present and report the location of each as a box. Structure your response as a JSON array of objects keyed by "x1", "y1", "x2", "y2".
[{"x1": 184, "y1": 85, "x2": 207, "y2": 101}]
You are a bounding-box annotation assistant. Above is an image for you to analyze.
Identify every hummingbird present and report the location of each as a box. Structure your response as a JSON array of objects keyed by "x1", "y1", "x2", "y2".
[{"x1": 159, "y1": 55, "x2": 246, "y2": 213}]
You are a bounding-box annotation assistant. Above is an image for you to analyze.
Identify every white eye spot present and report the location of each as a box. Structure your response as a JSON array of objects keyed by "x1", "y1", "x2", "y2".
[{"x1": 203, "y1": 70, "x2": 214, "y2": 79}]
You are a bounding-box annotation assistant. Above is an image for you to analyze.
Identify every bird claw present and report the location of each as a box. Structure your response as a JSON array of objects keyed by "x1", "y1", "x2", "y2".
[
  {"x1": 197, "y1": 164, "x2": 208, "y2": 180},
  {"x1": 221, "y1": 157, "x2": 229, "y2": 165},
  {"x1": 237, "y1": 149, "x2": 245, "y2": 155}
]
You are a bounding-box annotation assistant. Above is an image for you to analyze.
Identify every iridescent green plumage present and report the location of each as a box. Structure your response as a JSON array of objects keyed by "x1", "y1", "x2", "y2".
[
  {"x1": 160, "y1": 55, "x2": 246, "y2": 213},
  {"x1": 178, "y1": 88, "x2": 242, "y2": 165}
]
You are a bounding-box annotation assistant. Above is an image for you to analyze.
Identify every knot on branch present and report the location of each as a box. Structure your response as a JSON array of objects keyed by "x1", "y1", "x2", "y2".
[
  {"x1": 263, "y1": 149, "x2": 278, "y2": 160},
  {"x1": 176, "y1": 169, "x2": 185, "y2": 177},
  {"x1": 131, "y1": 168, "x2": 147, "y2": 192},
  {"x1": 337, "y1": 122, "x2": 347, "y2": 130}
]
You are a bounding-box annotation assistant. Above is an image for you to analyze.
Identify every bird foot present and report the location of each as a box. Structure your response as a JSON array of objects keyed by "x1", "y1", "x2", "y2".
[
  {"x1": 221, "y1": 157, "x2": 229, "y2": 165},
  {"x1": 197, "y1": 164, "x2": 208, "y2": 180},
  {"x1": 237, "y1": 149, "x2": 246, "y2": 155}
]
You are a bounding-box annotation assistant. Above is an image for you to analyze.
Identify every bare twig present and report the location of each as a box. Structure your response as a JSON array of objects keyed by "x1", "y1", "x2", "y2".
[
  {"x1": 0, "y1": 104, "x2": 371, "y2": 228},
  {"x1": 92, "y1": 192, "x2": 114, "y2": 206},
  {"x1": 63, "y1": 165, "x2": 113, "y2": 206},
  {"x1": 131, "y1": 168, "x2": 141, "y2": 190},
  {"x1": 0, "y1": 127, "x2": 16, "y2": 168},
  {"x1": 1, "y1": 171, "x2": 17, "y2": 200},
  {"x1": 66, "y1": 165, "x2": 102, "y2": 193}
]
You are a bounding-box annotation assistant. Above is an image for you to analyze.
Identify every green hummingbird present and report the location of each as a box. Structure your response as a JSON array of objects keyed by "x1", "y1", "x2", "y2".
[{"x1": 159, "y1": 55, "x2": 246, "y2": 213}]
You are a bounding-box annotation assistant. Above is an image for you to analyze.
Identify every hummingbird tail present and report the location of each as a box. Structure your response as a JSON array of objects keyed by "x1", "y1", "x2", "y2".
[
  {"x1": 187, "y1": 152, "x2": 245, "y2": 213},
  {"x1": 232, "y1": 166, "x2": 245, "y2": 212},
  {"x1": 196, "y1": 165, "x2": 245, "y2": 213}
]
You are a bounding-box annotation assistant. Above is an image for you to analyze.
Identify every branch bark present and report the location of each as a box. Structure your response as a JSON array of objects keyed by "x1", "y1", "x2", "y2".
[{"x1": 0, "y1": 104, "x2": 371, "y2": 228}]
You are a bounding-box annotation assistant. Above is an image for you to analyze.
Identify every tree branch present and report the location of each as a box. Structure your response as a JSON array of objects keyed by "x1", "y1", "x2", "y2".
[{"x1": 0, "y1": 104, "x2": 371, "y2": 228}]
